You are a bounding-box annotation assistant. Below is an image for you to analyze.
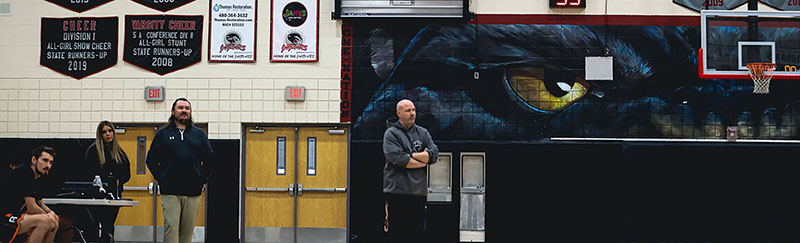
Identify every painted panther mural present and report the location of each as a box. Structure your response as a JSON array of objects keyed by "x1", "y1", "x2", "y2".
[{"x1": 351, "y1": 23, "x2": 800, "y2": 141}]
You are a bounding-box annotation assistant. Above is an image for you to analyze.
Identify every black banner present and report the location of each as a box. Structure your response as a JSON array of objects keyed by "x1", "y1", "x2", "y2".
[
  {"x1": 45, "y1": 0, "x2": 114, "y2": 12},
  {"x1": 123, "y1": 15, "x2": 203, "y2": 76},
  {"x1": 673, "y1": 0, "x2": 747, "y2": 11},
  {"x1": 132, "y1": 0, "x2": 194, "y2": 12},
  {"x1": 40, "y1": 17, "x2": 118, "y2": 79},
  {"x1": 760, "y1": 0, "x2": 800, "y2": 11}
]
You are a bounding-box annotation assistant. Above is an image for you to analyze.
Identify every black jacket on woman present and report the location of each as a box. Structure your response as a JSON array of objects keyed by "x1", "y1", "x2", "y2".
[{"x1": 84, "y1": 143, "x2": 131, "y2": 194}]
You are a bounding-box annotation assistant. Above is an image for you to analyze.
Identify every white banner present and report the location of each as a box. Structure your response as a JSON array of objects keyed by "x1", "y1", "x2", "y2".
[
  {"x1": 271, "y1": 0, "x2": 318, "y2": 62},
  {"x1": 210, "y1": 0, "x2": 256, "y2": 62}
]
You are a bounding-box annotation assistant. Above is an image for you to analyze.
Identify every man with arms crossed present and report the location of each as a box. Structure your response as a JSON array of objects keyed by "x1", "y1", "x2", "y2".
[
  {"x1": 0, "y1": 146, "x2": 60, "y2": 243},
  {"x1": 383, "y1": 99, "x2": 439, "y2": 243}
]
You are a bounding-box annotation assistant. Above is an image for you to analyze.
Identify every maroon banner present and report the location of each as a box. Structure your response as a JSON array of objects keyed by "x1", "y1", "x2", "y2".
[{"x1": 340, "y1": 22, "x2": 353, "y2": 123}]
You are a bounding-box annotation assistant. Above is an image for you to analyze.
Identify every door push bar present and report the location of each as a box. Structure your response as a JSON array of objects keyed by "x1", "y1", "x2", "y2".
[
  {"x1": 296, "y1": 184, "x2": 347, "y2": 196},
  {"x1": 246, "y1": 184, "x2": 347, "y2": 196},
  {"x1": 121, "y1": 183, "x2": 159, "y2": 195},
  {"x1": 245, "y1": 185, "x2": 297, "y2": 195},
  {"x1": 125, "y1": 182, "x2": 205, "y2": 195}
]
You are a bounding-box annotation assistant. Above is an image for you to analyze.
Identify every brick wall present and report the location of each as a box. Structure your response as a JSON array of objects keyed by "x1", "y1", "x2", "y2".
[
  {"x1": 0, "y1": 78, "x2": 341, "y2": 139},
  {"x1": 0, "y1": 0, "x2": 342, "y2": 139}
]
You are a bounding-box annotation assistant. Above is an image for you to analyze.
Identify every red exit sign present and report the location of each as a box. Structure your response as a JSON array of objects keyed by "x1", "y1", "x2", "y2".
[
  {"x1": 285, "y1": 86, "x2": 306, "y2": 101},
  {"x1": 145, "y1": 86, "x2": 165, "y2": 101}
]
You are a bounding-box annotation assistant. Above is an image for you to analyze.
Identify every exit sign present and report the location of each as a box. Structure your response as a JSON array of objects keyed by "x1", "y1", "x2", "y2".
[
  {"x1": 285, "y1": 86, "x2": 306, "y2": 101},
  {"x1": 550, "y1": 0, "x2": 586, "y2": 8},
  {"x1": 145, "y1": 86, "x2": 165, "y2": 101}
]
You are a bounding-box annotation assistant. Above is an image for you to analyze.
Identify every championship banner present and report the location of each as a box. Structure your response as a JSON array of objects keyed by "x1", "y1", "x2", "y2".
[
  {"x1": 209, "y1": 0, "x2": 256, "y2": 62},
  {"x1": 271, "y1": 0, "x2": 318, "y2": 62},
  {"x1": 40, "y1": 17, "x2": 118, "y2": 79},
  {"x1": 673, "y1": 0, "x2": 747, "y2": 11},
  {"x1": 760, "y1": 0, "x2": 800, "y2": 11},
  {"x1": 132, "y1": 0, "x2": 194, "y2": 12},
  {"x1": 45, "y1": 0, "x2": 114, "y2": 13},
  {"x1": 123, "y1": 15, "x2": 203, "y2": 75}
]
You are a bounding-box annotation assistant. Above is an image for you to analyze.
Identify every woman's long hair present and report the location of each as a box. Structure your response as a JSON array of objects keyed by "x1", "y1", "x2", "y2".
[{"x1": 94, "y1": 120, "x2": 123, "y2": 166}]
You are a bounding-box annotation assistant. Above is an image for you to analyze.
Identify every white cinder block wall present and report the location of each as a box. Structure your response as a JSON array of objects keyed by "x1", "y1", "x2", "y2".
[
  {"x1": 0, "y1": 0, "x2": 342, "y2": 139},
  {"x1": 0, "y1": 0, "x2": 781, "y2": 139}
]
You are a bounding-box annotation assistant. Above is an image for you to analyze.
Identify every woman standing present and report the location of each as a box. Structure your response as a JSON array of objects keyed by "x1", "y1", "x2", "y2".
[{"x1": 84, "y1": 120, "x2": 131, "y2": 243}]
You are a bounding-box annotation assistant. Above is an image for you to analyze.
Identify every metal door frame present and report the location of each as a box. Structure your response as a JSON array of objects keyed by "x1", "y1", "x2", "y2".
[
  {"x1": 114, "y1": 124, "x2": 161, "y2": 243},
  {"x1": 240, "y1": 123, "x2": 350, "y2": 243}
]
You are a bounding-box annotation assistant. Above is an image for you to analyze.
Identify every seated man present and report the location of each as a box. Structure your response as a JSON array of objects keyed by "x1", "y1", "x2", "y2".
[{"x1": 0, "y1": 146, "x2": 60, "y2": 243}]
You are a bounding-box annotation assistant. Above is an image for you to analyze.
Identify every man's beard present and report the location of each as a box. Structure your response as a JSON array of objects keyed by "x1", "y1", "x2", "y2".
[
  {"x1": 35, "y1": 166, "x2": 48, "y2": 177},
  {"x1": 173, "y1": 114, "x2": 191, "y2": 124}
]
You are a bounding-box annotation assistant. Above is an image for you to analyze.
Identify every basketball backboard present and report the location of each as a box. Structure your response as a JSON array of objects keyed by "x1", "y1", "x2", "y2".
[{"x1": 699, "y1": 10, "x2": 800, "y2": 79}]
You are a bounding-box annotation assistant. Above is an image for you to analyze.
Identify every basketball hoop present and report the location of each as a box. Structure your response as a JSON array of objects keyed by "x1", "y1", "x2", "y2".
[{"x1": 746, "y1": 62, "x2": 776, "y2": 94}]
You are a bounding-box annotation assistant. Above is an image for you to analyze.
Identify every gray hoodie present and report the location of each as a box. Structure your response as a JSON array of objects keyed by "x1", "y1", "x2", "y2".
[{"x1": 383, "y1": 118, "x2": 439, "y2": 196}]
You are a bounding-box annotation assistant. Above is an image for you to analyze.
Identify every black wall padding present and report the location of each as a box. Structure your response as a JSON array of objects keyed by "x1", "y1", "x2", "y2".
[{"x1": 349, "y1": 141, "x2": 800, "y2": 242}]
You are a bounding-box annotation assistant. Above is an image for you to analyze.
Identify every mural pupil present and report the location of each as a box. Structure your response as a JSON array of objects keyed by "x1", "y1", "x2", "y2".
[{"x1": 544, "y1": 70, "x2": 577, "y2": 97}]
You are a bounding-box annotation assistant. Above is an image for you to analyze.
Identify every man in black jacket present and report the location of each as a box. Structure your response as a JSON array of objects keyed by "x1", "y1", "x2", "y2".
[
  {"x1": 383, "y1": 99, "x2": 439, "y2": 243},
  {"x1": 146, "y1": 98, "x2": 213, "y2": 243}
]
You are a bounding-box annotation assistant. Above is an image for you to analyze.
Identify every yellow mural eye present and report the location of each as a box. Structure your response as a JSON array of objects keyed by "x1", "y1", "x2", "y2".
[{"x1": 505, "y1": 66, "x2": 589, "y2": 113}]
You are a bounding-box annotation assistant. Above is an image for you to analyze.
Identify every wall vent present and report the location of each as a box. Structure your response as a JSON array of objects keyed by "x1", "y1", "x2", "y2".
[{"x1": 335, "y1": 0, "x2": 467, "y2": 19}]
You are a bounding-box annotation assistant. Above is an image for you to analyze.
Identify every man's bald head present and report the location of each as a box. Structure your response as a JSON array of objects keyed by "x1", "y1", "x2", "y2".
[
  {"x1": 396, "y1": 99, "x2": 416, "y2": 129},
  {"x1": 397, "y1": 99, "x2": 413, "y2": 111}
]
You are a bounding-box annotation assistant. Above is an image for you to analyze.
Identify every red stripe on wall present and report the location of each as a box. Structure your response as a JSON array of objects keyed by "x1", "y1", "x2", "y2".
[{"x1": 471, "y1": 14, "x2": 701, "y2": 26}]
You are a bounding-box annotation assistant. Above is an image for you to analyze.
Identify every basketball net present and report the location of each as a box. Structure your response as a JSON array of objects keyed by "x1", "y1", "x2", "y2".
[{"x1": 746, "y1": 62, "x2": 776, "y2": 94}]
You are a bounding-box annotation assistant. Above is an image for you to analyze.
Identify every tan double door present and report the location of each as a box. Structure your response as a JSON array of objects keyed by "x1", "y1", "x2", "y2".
[
  {"x1": 244, "y1": 126, "x2": 348, "y2": 243},
  {"x1": 115, "y1": 125, "x2": 207, "y2": 242}
]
